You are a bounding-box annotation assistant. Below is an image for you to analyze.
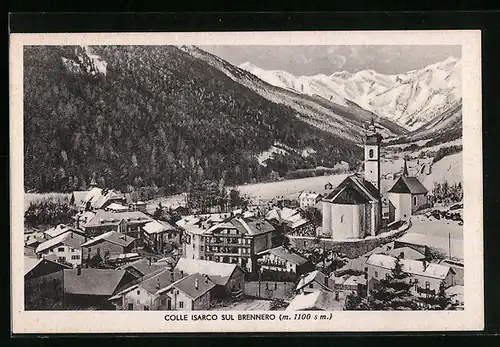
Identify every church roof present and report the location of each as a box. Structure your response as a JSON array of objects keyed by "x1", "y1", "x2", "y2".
[
  {"x1": 388, "y1": 176, "x2": 428, "y2": 195},
  {"x1": 323, "y1": 174, "x2": 380, "y2": 204}
]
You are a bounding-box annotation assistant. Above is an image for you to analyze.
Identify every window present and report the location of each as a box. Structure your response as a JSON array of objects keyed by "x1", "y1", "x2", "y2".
[
  {"x1": 58, "y1": 247, "x2": 64, "y2": 252},
  {"x1": 144, "y1": 306, "x2": 149, "y2": 311},
  {"x1": 200, "y1": 256, "x2": 204, "y2": 260},
  {"x1": 128, "y1": 303, "x2": 133, "y2": 310},
  {"x1": 71, "y1": 255, "x2": 80, "y2": 260},
  {"x1": 369, "y1": 149, "x2": 374, "y2": 158},
  {"x1": 309, "y1": 283, "x2": 314, "y2": 289},
  {"x1": 58, "y1": 256, "x2": 66, "y2": 262},
  {"x1": 385, "y1": 273, "x2": 390, "y2": 279},
  {"x1": 137, "y1": 290, "x2": 140, "y2": 295},
  {"x1": 179, "y1": 301, "x2": 184, "y2": 308},
  {"x1": 161, "y1": 299, "x2": 166, "y2": 305},
  {"x1": 200, "y1": 245, "x2": 204, "y2": 252},
  {"x1": 340, "y1": 215, "x2": 344, "y2": 223},
  {"x1": 193, "y1": 243, "x2": 195, "y2": 249},
  {"x1": 374, "y1": 271, "x2": 378, "y2": 278},
  {"x1": 425, "y1": 281, "x2": 430, "y2": 289},
  {"x1": 71, "y1": 248, "x2": 75, "y2": 252}
]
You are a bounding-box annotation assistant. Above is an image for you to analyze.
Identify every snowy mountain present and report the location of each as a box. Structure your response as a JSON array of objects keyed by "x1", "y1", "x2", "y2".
[
  {"x1": 239, "y1": 57, "x2": 462, "y2": 132},
  {"x1": 180, "y1": 46, "x2": 407, "y2": 144}
]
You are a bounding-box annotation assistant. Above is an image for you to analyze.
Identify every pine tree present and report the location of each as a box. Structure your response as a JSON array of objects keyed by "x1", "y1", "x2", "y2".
[{"x1": 420, "y1": 280, "x2": 459, "y2": 310}]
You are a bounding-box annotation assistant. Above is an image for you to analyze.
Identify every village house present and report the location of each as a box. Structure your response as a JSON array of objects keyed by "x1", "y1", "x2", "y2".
[
  {"x1": 298, "y1": 191, "x2": 323, "y2": 209},
  {"x1": 257, "y1": 246, "x2": 311, "y2": 279},
  {"x1": 25, "y1": 256, "x2": 72, "y2": 281},
  {"x1": 175, "y1": 258, "x2": 245, "y2": 299},
  {"x1": 80, "y1": 231, "x2": 136, "y2": 264},
  {"x1": 80, "y1": 187, "x2": 130, "y2": 211},
  {"x1": 387, "y1": 159, "x2": 429, "y2": 221},
  {"x1": 295, "y1": 270, "x2": 334, "y2": 295},
  {"x1": 35, "y1": 229, "x2": 87, "y2": 268},
  {"x1": 43, "y1": 224, "x2": 84, "y2": 239},
  {"x1": 159, "y1": 273, "x2": 216, "y2": 311},
  {"x1": 265, "y1": 207, "x2": 311, "y2": 235},
  {"x1": 83, "y1": 210, "x2": 152, "y2": 238},
  {"x1": 142, "y1": 220, "x2": 180, "y2": 254},
  {"x1": 365, "y1": 253, "x2": 456, "y2": 298},
  {"x1": 108, "y1": 267, "x2": 183, "y2": 310},
  {"x1": 330, "y1": 273, "x2": 367, "y2": 296},
  {"x1": 27, "y1": 267, "x2": 136, "y2": 310},
  {"x1": 394, "y1": 233, "x2": 464, "y2": 261}
]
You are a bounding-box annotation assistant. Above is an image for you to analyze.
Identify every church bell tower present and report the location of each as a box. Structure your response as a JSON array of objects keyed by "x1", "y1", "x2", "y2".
[{"x1": 364, "y1": 118, "x2": 382, "y2": 191}]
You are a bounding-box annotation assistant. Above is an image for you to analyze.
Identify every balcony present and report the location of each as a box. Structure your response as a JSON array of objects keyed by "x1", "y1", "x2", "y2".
[
  {"x1": 205, "y1": 241, "x2": 251, "y2": 248},
  {"x1": 257, "y1": 259, "x2": 287, "y2": 269}
]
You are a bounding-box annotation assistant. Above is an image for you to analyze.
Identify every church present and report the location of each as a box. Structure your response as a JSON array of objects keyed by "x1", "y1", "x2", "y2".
[
  {"x1": 319, "y1": 119, "x2": 428, "y2": 240},
  {"x1": 320, "y1": 119, "x2": 383, "y2": 240}
]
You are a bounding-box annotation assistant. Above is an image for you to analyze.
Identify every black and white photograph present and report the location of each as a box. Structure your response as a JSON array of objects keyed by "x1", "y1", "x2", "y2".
[{"x1": 10, "y1": 30, "x2": 483, "y2": 333}]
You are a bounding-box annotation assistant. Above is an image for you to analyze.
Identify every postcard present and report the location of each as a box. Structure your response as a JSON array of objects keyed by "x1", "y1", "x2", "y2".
[{"x1": 10, "y1": 30, "x2": 483, "y2": 333}]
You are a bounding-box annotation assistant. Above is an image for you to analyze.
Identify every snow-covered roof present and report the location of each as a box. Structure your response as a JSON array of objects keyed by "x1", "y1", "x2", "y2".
[
  {"x1": 258, "y1": 246, "x2": 308, "y2": 265},
  {"x1": 105, "y1": 203, "x2": 129, "y2": 211},
  {"x1": 35, "y1": 230, "x2": 87, "y2": 254},
  {"x1": 143, "y1": 220, "x2": 177, "y2": 235},
  {"x1": 298, "y1": 192, "x2": 322, "y2": 200},
  {"x1": 296, "y1": 270, "x2": 333, "y2": 292},
  {"x1": 175, "y1": 258, "x2": 238, "y2": 286},
  {"x1": 365, "y1": 254, "x2": 453, "y2": 280},
  {"x1": 286, "y1": 290, "x2": 337, "y2": 311}
]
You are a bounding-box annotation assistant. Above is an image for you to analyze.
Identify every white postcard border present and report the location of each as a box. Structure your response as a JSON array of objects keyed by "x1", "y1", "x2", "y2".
[{"x1": 10, "y1": 30, "x2": 483, "y2": 334}]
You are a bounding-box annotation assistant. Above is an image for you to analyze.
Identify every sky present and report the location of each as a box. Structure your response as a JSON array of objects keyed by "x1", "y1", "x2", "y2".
[{"x1": 200, "y1": 45, "x2": 462, "y2": 76}]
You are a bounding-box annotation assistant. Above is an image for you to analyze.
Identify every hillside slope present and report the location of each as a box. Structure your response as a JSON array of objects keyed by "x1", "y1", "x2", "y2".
[
  {"x1": 239, "y1": 57, "x2": 462, "y2": 132},
  {"x1": 24, "y1": 45, "x2": 364, "y2": 193},
  {"x1": 180, "y1": 46, "x2": 407, "y2": 142}
]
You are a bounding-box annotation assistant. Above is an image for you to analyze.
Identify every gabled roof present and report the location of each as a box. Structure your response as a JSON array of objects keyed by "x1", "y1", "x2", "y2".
[
  {"x1": 84, "y1": 210, "x2": 152, "y2": 228},
  {"x1": 259, "y1": 246, "x2": 309, "y2": 265},
  {"x1": 172, "y1": 273, "x2": 216, "y2": 300},
  {"x1": 63, "y1": 268, "x2": 131, "y2": 296},
  {"x1": 230, "y1": 217, "x2": 275, "y2": 236},
  {"x1": 25, "y1": 256, "x2": 71, "y2": 276},
  {"x1": 365, "y1": 254, "x2": 454, "y2": 280},
  {"x1": 119, "y1": 258, "x2": 167, "y2": 277},
  {"x1": 81, "y1": 231, "x2": 135, "y2": 248},
  {"x1": 330, "y1": 185, "x2": 370, "y2": 204},
  {"x1": 388, "y1": 176, "x2": 428, "y2": 194},
  {"x1": 43, "y1": 224, "x2": 83, "y2": 239},
  {"x1": 175, "y1": 258, "x2": 239, "y2": 286},
  {"x1": 296, "y1": 270, "x2": 333, "y2": 292},
  {"x1": 385, "y1": 246, "x2": 425, "y2": 260},
  {"x1": 105, "y1": 203, "x2": 129, "y2": 211},
  {"x1": 71, "y1": 191, "x2": 88, "y2": 205},
  {"x1": 35, "y1": 230, "x2": 87, "y2": 254},
  {"x1": 323, "y1": 174, "x2": 380, "y2": 204},
  {"x1": 298, "y1": 192, "x2": 322, "y2": 200},
  {"x1": 143, "y1": 220, "x2": 177, "y2": 235}
]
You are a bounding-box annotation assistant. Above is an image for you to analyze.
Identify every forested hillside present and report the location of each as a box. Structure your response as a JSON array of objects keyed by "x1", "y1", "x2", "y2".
[{"x1": 24, "y1": 45, "x2": 362, "y2": 193}]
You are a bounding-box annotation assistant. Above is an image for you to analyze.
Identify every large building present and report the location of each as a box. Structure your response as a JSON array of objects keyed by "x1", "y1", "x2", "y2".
[
  {"x1": 177, "y1": 214, "x2": 275, "y2": 273},
  {"x1": 320, "y1": 119, "x2": 382, "y2": 240}
]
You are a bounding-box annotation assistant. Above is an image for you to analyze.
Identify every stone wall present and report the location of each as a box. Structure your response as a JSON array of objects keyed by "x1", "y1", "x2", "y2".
[{"x1": 287, "y1": 221, "x2": 410, "y2": 259}]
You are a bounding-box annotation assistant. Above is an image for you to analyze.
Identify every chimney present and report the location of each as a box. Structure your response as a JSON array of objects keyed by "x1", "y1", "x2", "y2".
[
  {"x1": 77, "y1": 265, "x2": 82, "y2": 276},
  {"x1": 180, "y1": 270, "x2": 184, "y2": 278},
  {"x1": 156, "y1": 278, "x2": 160, "y2": 290},
  {"x1": 169, "y1": 270, "x2": 174, "y2": 282},
  {"x1": 195, "y1": 278, "x2": 199, "y2": 290},
  {"x1": 423, "y1": 260, "x2": 428, "y2": 271},
  {"x1": 324, "y1": 276, "x2": 329, "y2": 287},
  {"x1": 204, "y1": 275, "x2": 209, "y2": 284}
]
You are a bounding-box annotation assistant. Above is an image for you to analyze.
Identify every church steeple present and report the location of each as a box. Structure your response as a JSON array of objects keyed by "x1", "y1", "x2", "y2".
[
  {"x1": 364, "y1": 118, "x2": 382, "y2": 191},
  {"x1": 402, "y1": 158, "x2": 409, "y2": 177}
]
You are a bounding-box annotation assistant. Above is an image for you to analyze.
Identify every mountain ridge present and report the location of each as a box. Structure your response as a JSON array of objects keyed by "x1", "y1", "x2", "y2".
[{"x1": 238, "y1": 56, "x2": 462, "y2": 132}]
